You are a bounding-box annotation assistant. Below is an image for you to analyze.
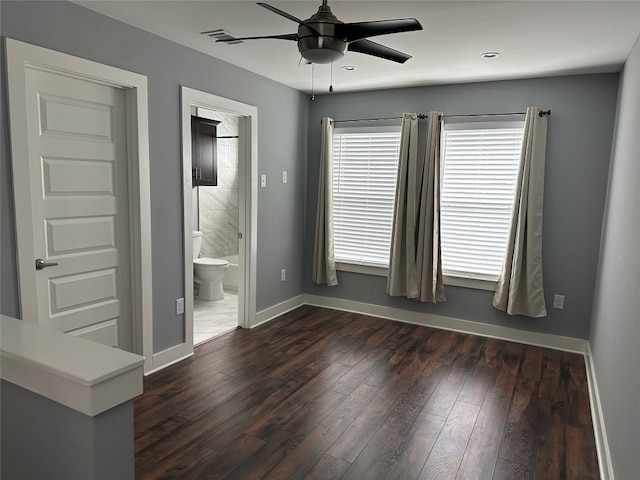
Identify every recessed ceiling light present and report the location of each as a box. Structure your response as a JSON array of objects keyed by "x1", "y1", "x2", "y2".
[
  {"x1": 480, "y1": 51, "x2": 500, "y2": 59},
  {"x1": 342, "y1": 65, "x2": 357, "y2": 71}
]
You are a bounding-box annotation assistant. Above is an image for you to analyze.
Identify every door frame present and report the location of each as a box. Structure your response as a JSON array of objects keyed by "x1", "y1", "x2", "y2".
[
  {"x1": 180, "y1": 87, "x2": 257, "y2": 348},
  {"x1": 6, "y1": 38, "x2": 154, "y2": 373}
]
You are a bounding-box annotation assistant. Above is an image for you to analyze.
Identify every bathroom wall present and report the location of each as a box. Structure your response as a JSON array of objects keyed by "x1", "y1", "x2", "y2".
[{"x1": 194, "y1": 107, "x2": 240, "y2": 259}]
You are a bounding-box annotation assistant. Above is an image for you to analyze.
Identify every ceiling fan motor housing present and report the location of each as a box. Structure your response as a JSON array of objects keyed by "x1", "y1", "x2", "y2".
[{"x1": 297, "y1": 5, "x2": 347, "y2": 63}]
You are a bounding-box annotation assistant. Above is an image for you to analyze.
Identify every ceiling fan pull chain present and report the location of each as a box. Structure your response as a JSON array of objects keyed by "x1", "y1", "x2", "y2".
[
  {"x1": 329, "y1": 60, "x2": 334, "y2": 93},
  {"x1": 311, "y1": 62, "x2": 315, "y2": 101}
]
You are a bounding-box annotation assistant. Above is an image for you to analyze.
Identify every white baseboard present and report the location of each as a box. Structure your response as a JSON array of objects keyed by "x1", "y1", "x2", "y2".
[
  {"x1": 253, "y1": 294, "x2": 306, "y2": 328},
  {"x1": 147, "y1": 292, "x2": 586, "y2": 372},
  {"x1": 584, "y1": 342, "x2": 614, "y2": 480},
  {"x1": 303, "y1": 294, "x2": 587, "y2": 354},
  {"x1": 147, "y1": 343, "x2": 193, "y2": 376}
]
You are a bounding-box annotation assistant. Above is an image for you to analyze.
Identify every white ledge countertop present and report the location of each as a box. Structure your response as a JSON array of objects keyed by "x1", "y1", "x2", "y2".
[{"x1": 1, "y1": 315, "x2": 144, "y2": 416}]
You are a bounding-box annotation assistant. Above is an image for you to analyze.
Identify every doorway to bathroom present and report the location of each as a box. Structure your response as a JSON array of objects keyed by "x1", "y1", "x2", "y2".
[
  {"x1": 181, "y1": 87, "x2": 257, "y2": 350},
  {"x1": 192, "y1": 107, "x2": 241, "y2": 344}
]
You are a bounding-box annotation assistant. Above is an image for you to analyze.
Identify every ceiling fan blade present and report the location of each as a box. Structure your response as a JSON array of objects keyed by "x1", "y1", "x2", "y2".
[
  {"x1": 347, "y1": 39, "x2": 412, "y2": 64},
  {"x1": 257, "y1": 3, "x2": 307, "y2": 26},
  {"x1": 257, "y1": 2, "x2": 322, "y2": 36},
  {"x1": 216, "y1": 33, "x2": 298, "y2": 42},
  {"x1": 337, "y1": 18, "x2": 422, "y2": 42}
]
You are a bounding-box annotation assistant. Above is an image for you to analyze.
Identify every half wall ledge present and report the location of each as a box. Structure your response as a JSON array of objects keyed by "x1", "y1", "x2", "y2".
[{"x1": 0, "y1": 314, "x2": 144, "y2": 416}]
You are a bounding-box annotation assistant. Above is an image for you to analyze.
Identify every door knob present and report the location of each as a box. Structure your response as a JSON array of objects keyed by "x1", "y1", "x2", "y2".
[{"x1": 35, "y1": 258, "x2": 59, "y2": 270}]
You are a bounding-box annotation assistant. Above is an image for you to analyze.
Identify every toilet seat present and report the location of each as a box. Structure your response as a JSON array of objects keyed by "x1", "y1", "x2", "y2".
[{"x1": 194, "y1": 258, "x2": 228, "y2": 267}]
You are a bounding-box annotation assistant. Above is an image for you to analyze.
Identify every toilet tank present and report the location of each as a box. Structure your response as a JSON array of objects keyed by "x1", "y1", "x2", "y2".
[{"x1": 192, "y1": 231, "x2": 203, "y2": 259}]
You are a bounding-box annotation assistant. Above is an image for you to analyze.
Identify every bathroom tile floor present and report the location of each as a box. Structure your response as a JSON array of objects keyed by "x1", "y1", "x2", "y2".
[{"x1": 193, "y1": 290, "x2": 238, "y2": 345}]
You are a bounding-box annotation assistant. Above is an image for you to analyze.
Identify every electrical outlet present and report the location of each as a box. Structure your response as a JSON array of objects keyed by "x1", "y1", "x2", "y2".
[
  {"x1": 282, "y1": 171, "x2": 288, "y2": 183},
  {"x1": 261, "y1": 174, "x2": 267, "y2": 188},
  {"x1": 176, "y1": 297, "x2": 185, "y2": 315},
  {"x1": 281, "y1": 269, "x2": 286, "y2": 282},
  {"x1": 553, "y1": 294, "x2": 565, "y2": 309}
]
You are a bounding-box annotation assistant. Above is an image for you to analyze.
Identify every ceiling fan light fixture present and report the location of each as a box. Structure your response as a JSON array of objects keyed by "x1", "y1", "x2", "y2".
[
  {"x1": 298, "y1": 35, "x2": 347, "y2": 64},
  {"x1": 301, "y1": 49, "x2": 345, "y2": 64}
]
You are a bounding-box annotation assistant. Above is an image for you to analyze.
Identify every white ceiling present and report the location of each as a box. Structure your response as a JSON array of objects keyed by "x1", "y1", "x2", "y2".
[{"x1": 76, "y1": 1, "x2": 640, "y2": 93}]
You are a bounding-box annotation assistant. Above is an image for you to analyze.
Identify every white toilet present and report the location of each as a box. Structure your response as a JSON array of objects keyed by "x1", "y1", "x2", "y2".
[{"x1": 192, "y1": 231, "x2": 229, "y2": 301}]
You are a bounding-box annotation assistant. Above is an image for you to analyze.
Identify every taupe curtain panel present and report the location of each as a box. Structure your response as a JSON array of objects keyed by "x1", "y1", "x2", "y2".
[
  {"x1": 387, "y1": 112, "x2": 445, "y2": 302},
  {"x1": 312, "y1": 117, "x2": 338, "y2": 286},
  {"x1": 387, "y1": 113, "x2": 420, "y2": 298},
  {"x1": 492, "y1": 107, "x2": 548, "y2": 317}
]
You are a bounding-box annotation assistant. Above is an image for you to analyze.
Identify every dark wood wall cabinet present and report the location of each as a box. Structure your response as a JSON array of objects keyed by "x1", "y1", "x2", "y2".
[{"x1": 191, "y1": 115, "x2": 220, "y2": 187}]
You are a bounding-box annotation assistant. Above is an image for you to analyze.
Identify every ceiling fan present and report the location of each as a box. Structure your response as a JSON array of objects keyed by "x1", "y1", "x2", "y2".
[{"x1": 215, "y1": 0, "x2": 423, "y2": 64}]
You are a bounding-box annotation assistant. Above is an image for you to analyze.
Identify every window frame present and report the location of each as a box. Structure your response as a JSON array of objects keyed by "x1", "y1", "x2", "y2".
[
  {"x1": 440, "y1": 119, "x2": 525, "y2": 290},
  {"x1": 331, "y1": 124, "x2": 402, "y2": 274}
]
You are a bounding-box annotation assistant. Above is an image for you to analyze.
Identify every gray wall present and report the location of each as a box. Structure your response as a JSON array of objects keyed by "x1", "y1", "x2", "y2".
[
  {"x1": 305, "y1": 74, "x2": 620, "y2": 339},
  {"x1": 0, "y1": 1, "x2": 309, "y2": 351},
  {"x1": 1, "y1": 380, "x2": 135, "y2": 479},
  {"x1": 589, "y1": 35, "x2": 640, "y2": 478}
]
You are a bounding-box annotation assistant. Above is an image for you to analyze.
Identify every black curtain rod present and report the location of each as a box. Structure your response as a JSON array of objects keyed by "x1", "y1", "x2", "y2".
[
  {"x1": 331, "y1": 116, "x2": 404, "y2": 124},
  {"x1": 444, "y1": 110, "x2": 551, "y2": 118},
  {"x1": 331, "y1": 110, "x2": 551, "y2": 124}
]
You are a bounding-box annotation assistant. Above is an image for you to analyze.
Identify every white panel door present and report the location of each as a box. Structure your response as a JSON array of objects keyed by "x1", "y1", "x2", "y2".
[{"x1": 19, "y1": 67, "x2": 132, "y2": 349}]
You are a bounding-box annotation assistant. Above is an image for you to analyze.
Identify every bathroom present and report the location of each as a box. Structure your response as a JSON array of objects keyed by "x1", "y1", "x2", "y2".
[{"x1": 191, "y1": 106, "x2": 241, "y2": 345}]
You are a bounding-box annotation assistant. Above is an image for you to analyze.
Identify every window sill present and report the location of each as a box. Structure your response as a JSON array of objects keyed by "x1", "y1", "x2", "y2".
[
  {"x1": 335, "y1": 263, "x2": 497, "y2": 292},
  {"x1": 336, "y1": 262, "x2": 388, "y2": 277},
  {"x1": 443, "y1": 275, "x2": 497, "y2": 292}
]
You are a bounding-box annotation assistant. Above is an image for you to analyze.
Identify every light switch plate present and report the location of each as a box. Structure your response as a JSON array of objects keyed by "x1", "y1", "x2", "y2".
[
  {"x1": 553, "y1": 294, "x2": 565, "y2": 309},
  {"x1": 176, "y1": 297, "x2": 185, "y2": 315}
]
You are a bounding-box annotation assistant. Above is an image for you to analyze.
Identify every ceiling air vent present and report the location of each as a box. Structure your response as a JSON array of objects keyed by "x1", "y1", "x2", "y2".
[{"x1": 201, "y1": 29, "x2": 243, "y2": 45}]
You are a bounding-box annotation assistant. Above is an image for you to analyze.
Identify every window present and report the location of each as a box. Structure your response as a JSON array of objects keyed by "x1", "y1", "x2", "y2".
[
  {"x1": 331, "y1": 121, "x2": 524, "y2": 289},
  {"x1": 440, "y1": 122, "x2": 525, "y2": 283},
  {"x1": 332, "y1": 127, "x2": 401, "y2": 269}
]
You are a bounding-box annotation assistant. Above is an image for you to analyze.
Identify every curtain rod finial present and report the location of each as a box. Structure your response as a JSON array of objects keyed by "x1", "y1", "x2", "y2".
[{"x1": 539, "y1": 109, "x2": 551, "y2": 117}]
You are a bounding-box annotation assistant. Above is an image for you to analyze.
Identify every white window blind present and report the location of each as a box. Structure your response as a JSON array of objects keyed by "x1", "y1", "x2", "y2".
[
  {"x1": 440, "y1": 122, "x2": 524, "y2": 281},
  {"x1": 332, "y1": 128, "x2": 401, "y2": 267}
]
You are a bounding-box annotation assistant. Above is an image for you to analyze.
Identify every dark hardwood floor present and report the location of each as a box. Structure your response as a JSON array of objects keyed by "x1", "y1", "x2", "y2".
[{"x1": 134, "y1": 306, "x2": 599, "y2": 479}]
